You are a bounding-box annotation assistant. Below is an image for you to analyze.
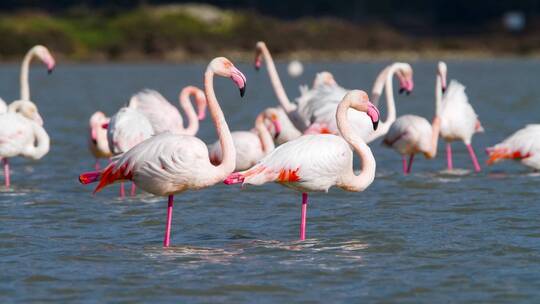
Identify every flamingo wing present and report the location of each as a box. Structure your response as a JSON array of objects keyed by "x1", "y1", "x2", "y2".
[
  {"x1": 440, "y1": 80, "x2": 480, "y2": 143},
  {"x1": 129, "y1": 89, "x2": 183, "y2": 134},
  {"x1": 487, "y1": 124, "x2": 540, "y2": 169},
  {"x1": 0, "y1": 113, "x2": 34, "y2": 157},
  {"x1": 384, "y1": 115, "x2": 432, "y2": 155},
  {"x1": 108, "y1": 107, "x2": 154, "y2": 154}
]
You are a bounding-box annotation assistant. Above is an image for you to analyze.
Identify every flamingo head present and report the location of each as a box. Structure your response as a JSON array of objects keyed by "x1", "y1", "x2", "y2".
[
  {"x1": 89, "y1": 111, "x2": 108, "y2": 141},
  {"x1": 254, "y1": 41, "x2": 266, "y2": 71},
  {"x1": 208, "y1": 57, "x2": 247, "y2": 97},
  {"x1": 33, "y1": 45, "x2": 56, "y2": 74},
  {"x1": 312, "y1": 71, "x2": 337, "y2": 88},
  {"x1": 263, "y1": 108, "x2": 282, "y2": 139},
  {"x1": 437, "y1": 61, "x2": 448, "y2": 93},
  {"x1": 396, "y1": 63, "x2": 414, "y2": 95},
  {"x1": 348, "y1": 90, "x2": 380, "y2": 131},
  {"x1": 194, "y1": 88, "x2": 207, "y2": 120},
  {"x1": 11, "y1": 100, "x2": 43, "y2": 125}
]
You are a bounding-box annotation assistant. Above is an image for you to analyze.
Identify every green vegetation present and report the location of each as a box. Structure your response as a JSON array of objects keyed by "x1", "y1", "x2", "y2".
[{"x1": 0, "y1": 4, "x2": 537, "y2": 61}]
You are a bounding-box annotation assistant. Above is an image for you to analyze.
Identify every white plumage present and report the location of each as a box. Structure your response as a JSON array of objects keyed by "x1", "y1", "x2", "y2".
[
  {"x1": 487, "y1": 124, "x2": 540, "y2": 170},
  {"x1": 128, "y1": 89, "x2": 184, "y2": 134},
  {"x1": 383, "y1": 114, "x2": 434, "y2": 156},
  {"x1": 107, "y1": 107, "x2": 154, "y2": 155}
]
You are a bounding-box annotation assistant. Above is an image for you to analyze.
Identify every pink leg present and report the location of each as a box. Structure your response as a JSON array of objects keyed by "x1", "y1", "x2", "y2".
[
  {"x1": 406, "y1": 154, "x2": 415, "y2": 174},
  {"x1": 3, "y1": 158, "x2": 10, "y2": 188},
  {"x1": 299, "y1": 193, "x2": 308, "y2": 241},
  {"x1": 130, "y1": 183, "x2": 136, "y2": 196},
  {"x1": 163, "y1": 195, "x2": 174, "y2": 247},
  {"x1": 466, "y1": 144, "x2": 481, "y2": 172},
  {"x1": 94, "y1": 160, "x2": 100, "y2": 171},
  {"x1": 402, "y1": 156, "x2": 408, "y2": 175},
  {"x1": 446, "y1": 143, "x2": 453, "y2": 171},
  {"x1": 120, "y1": 182, "x2": 125, "y2": 198}
]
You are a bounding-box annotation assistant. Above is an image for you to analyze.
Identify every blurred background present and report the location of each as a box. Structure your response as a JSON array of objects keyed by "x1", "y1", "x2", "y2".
[{"x1": 0, "y1": 0, "x2": 538, "y2": 61}]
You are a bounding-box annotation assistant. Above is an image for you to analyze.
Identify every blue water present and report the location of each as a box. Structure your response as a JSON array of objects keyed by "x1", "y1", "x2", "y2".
[{"x1": 1, "y1": 60, "x2": 539, "y2": 303}]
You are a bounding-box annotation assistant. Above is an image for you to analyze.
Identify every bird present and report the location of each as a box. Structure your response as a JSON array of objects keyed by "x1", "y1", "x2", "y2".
[
  {"x1": 486, "y1": 124, "x2": 540, "y2": 171},
  {"x1": 209, "y1": 108, "x2": 282, "y2": 171},
  {"x1": 128, "y1": 86, "x2": 207, "y2": 135},
  {"x1": 438, "y1": 61, "x2": 484, "y2": 172},
  {"x1": 224, "y1": 90, "x2": 379, "y2": 241},
  {"x1": 382, "y1": 63, "x2": 443, "y2": 174},
  {"x1": 0, "y1": 100, "x2": 50, "y2": 188},
  {"x1": 79, "y1": 57, "x2": 247, "y2": 247},
  {"x1": 106, "y1": 106, "x2": 154, "y2": 197},
  {"x1": 298, "y1": 63, "x2": 414, "y2": 143},
  {"x1": 264, "y1": 107, "x2": 302, "y2": 145},
  {"x1": 19, "y1": 45, "x2": 56, "y2": 102},
  {"x1": 88, "y1": 111, "x2": 112, "y2": 170}
]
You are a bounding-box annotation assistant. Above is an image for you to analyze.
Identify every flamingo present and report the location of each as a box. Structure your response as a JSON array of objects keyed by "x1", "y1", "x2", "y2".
[
  {"x1": 88, "y1": 111, "x2": 112, "y2": 170},
  {"x1": 298, "y1": 63, "x2": 414, "y2": 143},
  {"x1": 19, "y1": 45, "x2": 56, "y2": 102},
  {"x1": 265, "y1": 107, "x2": 302, "y2": 145},
  {"x1": 128, "y1": 86, "x2": 207, "y2": 135},
  {"x1": 438, "y1": 62, "x2": 484, "y2": 172},
  {"x1": 0, "y1": 100, "x2": 50, "y2": 188},
  {"x1": 209, "y1": 108, "x2": 282, "y2": 171},
  {"x1": 382, "y1": 63, "x2": 443, "y2": 174},
  {"x1": 224, "y1": 90, "x2": 379, "y2": 240},
  {"x1": 79, "y1": 57, "x2": 247, "y2": 247},
  {"x1": 486, "y1": 124, "x2": 540, "y2": 170},
  {"x1": 106, "y1": 107, "x2": 154, "y2": 197}
]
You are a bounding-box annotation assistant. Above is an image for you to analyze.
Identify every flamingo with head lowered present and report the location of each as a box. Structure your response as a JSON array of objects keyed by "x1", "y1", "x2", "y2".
[
  {"x1": 383, "y1": 63, "x2": 443, "y2": 174},
  {"x1": 128, "y1": 86, "x2": 207, "y2": 135},
  {"x1": 88, "y1": 111, "x2": 112, "y2": 170},
  {"x1": 225, "y1": 90, "x2": 379, "y2": 241},
  {"x1": 209, "y1": 108, "x2": 282, "y2": 171},
  {"x1": 79, "y1": 57, "x2": 246, "y2": 247},
  {"x1": 438, "y1": 61, "x2": 484, "y2": 172},
  {"x1": 486, "y1": 124, "x2": 540, "y2": 171}
]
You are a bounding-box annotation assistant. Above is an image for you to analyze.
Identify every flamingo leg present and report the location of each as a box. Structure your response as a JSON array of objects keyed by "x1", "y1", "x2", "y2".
[
  {"x1": 402, "y1": 156, "x2": 408, "y2": 174},
  {"x1": 164, "y1": 195, "x2": 174, "y2": 247},
  {"x1": 94, "y1": 160, "x2": 100, "y2": 171},
  {"x1": 466, "y1": 144, "x2": 481, "y2": 172},
  {"x1": 3, "y1": 158, "x2": 10, "y2": 188},
  {"x1": 406, "y1": 154, "x2": 414, "y2": 174},
  {"x1": 300, "y1": 193, "x2": 308, "y2": 241},
  {"x1": 130, "y1": 183, "x2": 136, "y2": 196},
  {"x1": 446, "y1": 143, "x2": 453, "y2": 171},
  {"x1": 120, "y1": 182, "x2": 125, "y2": 198}
]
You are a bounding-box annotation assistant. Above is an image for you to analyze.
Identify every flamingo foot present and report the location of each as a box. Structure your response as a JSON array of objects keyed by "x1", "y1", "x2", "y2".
[
  {"x1": 466, "y1": 144, "x2": 481, "y2": 172},
  {"x1": 164, "y1": 195, "x2": 174, "y2": 247},
  {"x1": 299, "y1": 193, "x2": 308, "y2": 241},
  {"x1": 446, "y1": 143, "x2": 453, "y2": 171},
  {"x1": 406, "y1": 154, "x2": 414, "y2": 175},
  {"x1": 402, "y1": 156, "x2": 408, "y2": 175},
  {"x1": 120, "y1": 182, "x2": 125, "y2": 198},
  {"x1": 3, "y1": 158, "x2": 10, "y2": 188},
  {"x1": 94, "y1": 160, "x2": 100, "y2": 171}
]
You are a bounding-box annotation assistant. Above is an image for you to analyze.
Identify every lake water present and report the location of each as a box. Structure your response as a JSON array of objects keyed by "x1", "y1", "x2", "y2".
[{"x1": 1, "y1": 60, "x2": 539, "y2": 303}]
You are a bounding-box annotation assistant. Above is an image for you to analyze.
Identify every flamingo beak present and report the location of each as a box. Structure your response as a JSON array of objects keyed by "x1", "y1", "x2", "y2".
[
  {"x1": 231, "y1": 67, "x2": 247, "y2": 98},
  {"x1": 272, "y1": 117, "x2": 281, "y2": 139},
  {"x1": 101, "y1": 123, "x2": 109, "y2": 129},
  {"x1": 367, "y1": 103, "x2": 380, "y2": 131},
  {"x1": 255, "y1": 57, "x2": 262, "y2": 71}
]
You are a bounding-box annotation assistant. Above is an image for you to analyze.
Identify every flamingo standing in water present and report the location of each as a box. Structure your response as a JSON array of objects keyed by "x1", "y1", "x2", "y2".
[
  {"x1": 88, "y1": 111, "x2": 112, "y2": 170},
  {"x1": 0, "y1": 45, "x2": 54, "y2": 188},
  {"x1": 264, "y1": 107, "x2": 302, "y2": 145},
  {"x1": 79, "y1": 57, "x2": 247, "y2": 247},
  {"x1": 225, "y1": 90, "x2": 379, "y2": 240},
  {"x1": 128, "y1": 86, "x2": 207, "y2": 135},
  {"x1": 383, "y1": 63, "x2": 444, "y2": 174},
  {"x1": 486, "y1": 124, "x2": 540, "y2": 170},
  {"x1": 298, "y1": 63, "x2": 413, "y2": 142},
  {"x1": 106, "y1": 107, "x2": 154, "y2": 197},
  {"x1": 209, "y1": 108, "x2": 282, "y2": 171},
  {"x1": 438, "y1": 62, "x2": 484, "y2": 172},
  {"x1": 0, "y1": 100, "x2": 50, "y2": 188}
]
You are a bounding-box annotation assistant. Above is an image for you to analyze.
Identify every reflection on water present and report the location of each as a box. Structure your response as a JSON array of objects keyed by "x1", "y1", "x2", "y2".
[{"x1": 1, "y1": 60, "x2": 540, "y2": 302}]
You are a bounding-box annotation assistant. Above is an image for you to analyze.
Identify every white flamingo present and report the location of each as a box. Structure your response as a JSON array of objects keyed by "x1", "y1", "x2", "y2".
[
  {"x1": 209, "y1": 108, "x2": 282, "y2": 171},
  {"x1": 128, "y1": 86, "x2": 207, "y2": 135},
  {"x1": 79, "y1": 57, "x2": 247, "y2": 247},
  {"x1": 486, "y1": 124, "x2": 540, "y2": 170},
  {"x1": 265, "y1": 107, "x2": 302, "y2": 145},
  {"x1": 106, "y1": 107, "x2": 154, "y2": 197},
  {"x1": 225, "y1": 90, "x2": 379, "y2": 240},
  {"x1": 0, "y1": 101, "x2": 50, "y2": 188},
  {"x1": 298, "y1": 63, "x2": 414, "y2": 143},
  {"x1": 438, "y1": 61, "x2": 484, "y2": 172},
  {"x1": 383, "y1": 63, "x2": 443, "y2": 174},
  {"x1": 88, "y1": 111, "x2": 112, "y2": 170},
  {"x1": 19, "y1": 45, "x2": 56, "y2": 102}
]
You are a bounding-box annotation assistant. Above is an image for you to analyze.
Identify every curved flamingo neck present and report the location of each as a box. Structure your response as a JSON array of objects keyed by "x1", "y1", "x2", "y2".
[
  {"x1": 204, "y1": 70, "x2": 235, "y2": 179},
  {"x1": 20, "y1": 48, "x2": 37, "y2": 101},
  {"x1": 254, "y1": 114, "x2": 275, "y2": 154},
  {"x1": 257, "y1": 43, "x2": 295, "y2": 112},
  {"x1": 179, "y1": 86, "x2": 204, "y2": 136},
  {"x1": 336, "y1": 98, "x2": 376, "y2": 191},
  {"x1": 23, "y1": 121, "x2": 50, "y2": 160}
]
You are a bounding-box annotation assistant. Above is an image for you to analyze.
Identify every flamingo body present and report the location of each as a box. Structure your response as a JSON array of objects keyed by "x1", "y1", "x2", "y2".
[
  {"x1": 487, "y1": 124, "x2": 540, "y2": 170},
  {"x1": 107, "y1": 107, "x2": 154, "y2": 154},
  {"x1": 209, "y1": 131, "x2": 265, "y2": 171},
  {"x1": 440, "y1": 80, "x2": 481, "y2": 144},
  {"x1": 129, "y1": 89, "x2": 184, "y2": 134},
  {"x1": 384, "y1": 115, "x2": 433, "y2": 156},
  {"x1": 0, "y1": 113, "x2": 49, "y2": 159}
]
